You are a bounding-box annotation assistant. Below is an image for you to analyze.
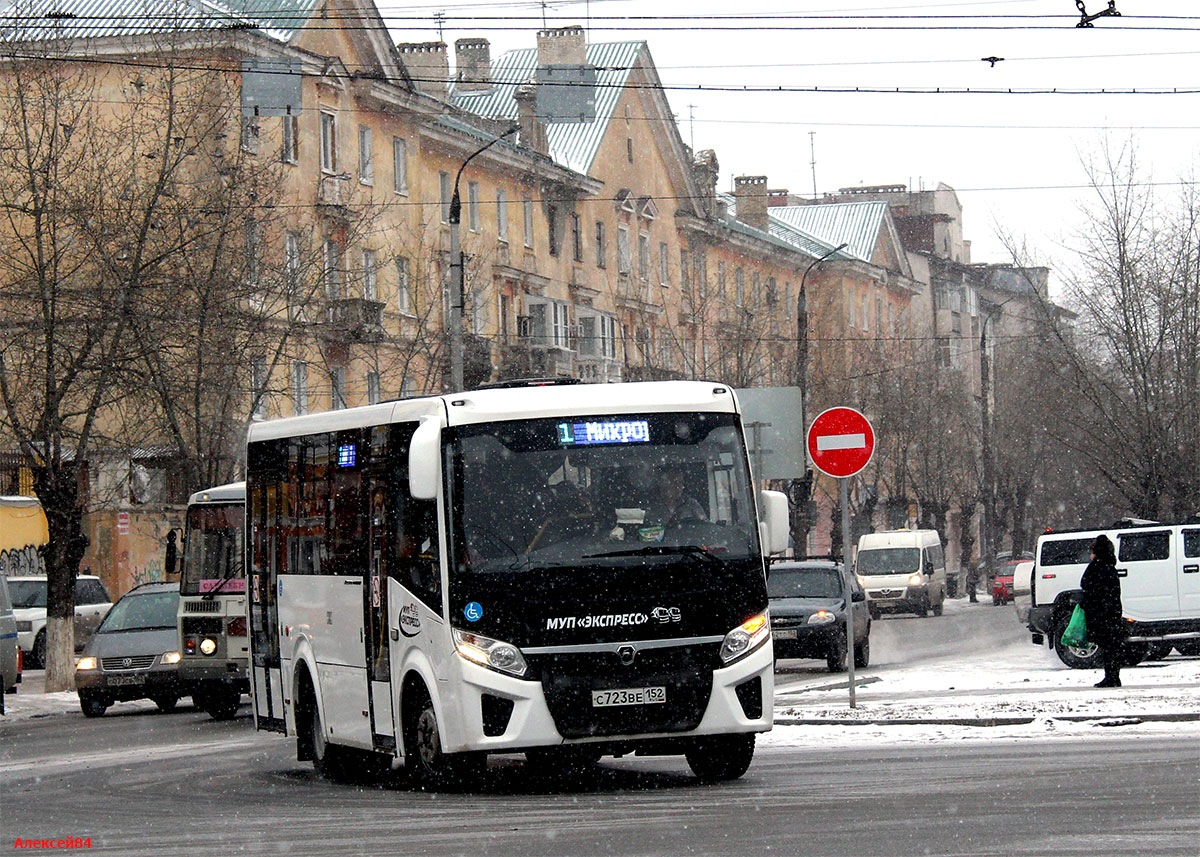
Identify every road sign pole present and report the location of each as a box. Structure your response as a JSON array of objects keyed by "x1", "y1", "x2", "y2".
[{"x1": 840, "y1": 477, "x2": 856, "y2": 708}]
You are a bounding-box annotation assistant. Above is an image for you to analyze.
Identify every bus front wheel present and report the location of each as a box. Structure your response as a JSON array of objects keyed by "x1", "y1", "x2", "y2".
[
  {"x1": 403, "y1": 685, "x2": 484, "y2": 789},
  {"x1": 685, "y1": 733, "x2": 756, "y2": 782}
]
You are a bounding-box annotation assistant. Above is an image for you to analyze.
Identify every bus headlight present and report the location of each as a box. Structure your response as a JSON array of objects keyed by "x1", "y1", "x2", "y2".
[
  {"x1": 75, "y1": 656, "x2": 98, "y2": 671},
  {"x1": 199, "y1": 638, "x2": 217, "y2": 656},
  {"x1": 719, "y1": 612, "x2": 770, "y2": 664},
  {"x1": 161, "y1": 651, "x2": 181, "y2": 665},
  {"x1": 452, "y1": 628, "x2": 528, "y2": 678}
]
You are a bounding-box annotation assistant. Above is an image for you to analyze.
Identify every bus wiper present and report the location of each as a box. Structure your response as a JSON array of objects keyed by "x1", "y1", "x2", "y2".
[
  {"x1": 202, "y1": 568, "x2": 243, "y2": 601},
  {"x1": 583, "y1": 545, "x2": 723, "y2": 564}
]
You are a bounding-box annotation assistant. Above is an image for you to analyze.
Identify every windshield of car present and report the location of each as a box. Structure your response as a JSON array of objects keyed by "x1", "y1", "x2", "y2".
[
  {"x1": 767, "y1": 567, "x2": 842, "y2": 599},
  {"x1": 180, "y1": 503, "x2": 244, "y2": 596},
  {"x1": 449, "y1": 411, "x2": 758, "y2": 575},
  {"x1": 856, "y1": 548, "x2": 921, "y2": 575},
  {"x1": 97, "y1": 591, "x2": 178, "y2": 633},
  {"x1": 8, "y1": 579, "x2": 46, "y2": 608}
]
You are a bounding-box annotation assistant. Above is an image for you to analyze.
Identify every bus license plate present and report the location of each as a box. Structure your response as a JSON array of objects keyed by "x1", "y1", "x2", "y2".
[
  {"x1": 108, "y1": 675, "x2": 145, "y2": 686},
  {"x1": 772, "y1": 629, "x2": 797, "y2": 640},
  {"x1": 592, "y1": 687, "x2": 666, "y2": 708}
]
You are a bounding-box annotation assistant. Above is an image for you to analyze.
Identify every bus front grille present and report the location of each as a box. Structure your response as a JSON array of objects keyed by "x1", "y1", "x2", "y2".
[{"x1": 527, "y1": 643, "x2": 719, "y2": 739}]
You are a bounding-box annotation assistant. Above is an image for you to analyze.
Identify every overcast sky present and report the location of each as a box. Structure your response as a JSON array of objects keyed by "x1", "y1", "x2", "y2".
[{"x1": 385, "y1": 1, "x2": 1199, "y2": 274}]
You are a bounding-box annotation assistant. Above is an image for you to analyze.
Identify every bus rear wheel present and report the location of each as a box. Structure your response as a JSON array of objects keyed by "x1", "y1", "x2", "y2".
[
  {"x1": 403, "y1": 685, "x2": 484, "y2": 789},
  {"x1": 685, "y1": 733, "x2": 756, "y2": 782}
]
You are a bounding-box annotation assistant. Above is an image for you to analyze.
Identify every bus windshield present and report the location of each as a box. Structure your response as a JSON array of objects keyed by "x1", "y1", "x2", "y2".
[
  {"x1": 181, "y1": 503, "x2": 245, "y2": 596},
  {"x1": 449, "y1": 411, "x2": 759, "y2": 574}
]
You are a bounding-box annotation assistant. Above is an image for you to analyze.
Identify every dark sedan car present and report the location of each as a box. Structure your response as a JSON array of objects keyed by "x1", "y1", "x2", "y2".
[
  {"x1": 75, "y1": 582, "x2": 188, "y2": 717},
  {"x1": 768, "y1": 560, "x2": 871, "y2": 672}
]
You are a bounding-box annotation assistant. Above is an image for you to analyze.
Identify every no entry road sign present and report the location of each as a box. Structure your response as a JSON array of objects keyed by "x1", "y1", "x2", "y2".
[{"x1": 807, "y1": 406, "x2": 875, "y2": 479}]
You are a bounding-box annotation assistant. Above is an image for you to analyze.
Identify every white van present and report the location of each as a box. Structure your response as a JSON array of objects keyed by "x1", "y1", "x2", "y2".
[
  {"x1": 855, "y1": 530, "x2": 947, "y2": 618},
  {"x1": 1027, "y1": 523, "x2": 1200, "y2": 668},
  {"x1": 1, "y1": 574, "x2": 19, "y2": 713}
]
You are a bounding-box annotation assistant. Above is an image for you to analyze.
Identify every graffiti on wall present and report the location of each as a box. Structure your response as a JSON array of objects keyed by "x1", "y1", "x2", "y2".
[
  {"x1": 130, "y1": 557, "x2": 164, "y2": 587},
  {"x1": 0, "y1": 544, "x2": 44, "y2": 577}
]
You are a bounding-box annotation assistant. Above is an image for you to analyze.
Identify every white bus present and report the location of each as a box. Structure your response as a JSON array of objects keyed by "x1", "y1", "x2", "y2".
[
  {"x1": 246, "y1": 381, "x2": 789, "y2": 786},
  {"x1": 177, "y1": 482, "x2": 248, "y2": 720}
]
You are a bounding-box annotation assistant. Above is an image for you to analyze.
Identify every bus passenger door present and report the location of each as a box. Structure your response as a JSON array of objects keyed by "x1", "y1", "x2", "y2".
[{"x1": 365, "y1": 478, "x2": 396, "y2": 753}]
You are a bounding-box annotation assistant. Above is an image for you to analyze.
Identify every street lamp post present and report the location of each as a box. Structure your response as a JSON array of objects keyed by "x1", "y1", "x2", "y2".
[
  {"x1": 792, "y1": 242, "x2": 848, "y2": 556},
  {"x1": 448, "y1": 125, "x2": 520, "y2": 393}
]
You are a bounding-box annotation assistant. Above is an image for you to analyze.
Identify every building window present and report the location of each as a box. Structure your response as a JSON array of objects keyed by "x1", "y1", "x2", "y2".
[
  {"x1": 362, "y1": 249, "x2": 377, "y2": 300},
  {"x1": 285, "y1": 232, "x2": 302, "y2": 304},
  {"x1": 659, "y1": 242, "x2": 669, "y2": 285},
  {"x1": 522, "y1": 197, "x2": 533, "y2": 248},
  {"x1": 395, "y1": 256, "x2": 413, "y2": 314},
  {"x1": 323, "y1": 239, "x2": 341, "y2": 300},
  {"x1": 572, "y1": 213, "x2": 583, "y2": 262},
  {"x1": 439, "y1": 171, "x2": 451, "y2": 224},
  {"x1": 250, "y1": 358, "x2": 267, "y2": 420},
  {"x1": 331, "y1": 366, "x2": 347, "y2": 410},
  {"x1": 366, "y1": 371, "x2": 381, "y2": 405},
  {"x1": 357, "y1": 125, "x2": 373, "y2": 184},
  {"x1": 291, "y1": 360, "x2": 308, "y2": 415},
  {"x1": 547, "y1": 204, "x2": 559, "y2": 256},
  {"x1": 862, "y1": 295, "x2": 870, "y2": 331},
  {"x1": 392, "y1": 137, "x2": 407, "y2": 195},
  {"x1": 717, "y1": 260, "x2": 726, "y2": 299},
  {"x1": 616, "y1": 224, "x2": 630, "y2": 275},
  {"x1": 876, "y1": 298, "x2": 883, "y2": 334},
  {"x1": 695, "y1": 251, "x2": 707, "y2": 297},
  {"x1": 765, "y1": 277, "x2": 777, "y2": 307},
  {"x1": 578, "y1": 312, "x2": 618, "y2": 359},
  {"x1": 496, "y1": 190, "x2": 508, "y2": 241},
  {"x1": 595, "y1": 221, "x2": 606, "y2": 268},
  {"x1": 499, "y1": 293, "x2": 511, "y2": 342},
  {"x1": 638, "y1": 233, "x2": 650, "y2": 282},
  {"x1": 735, "y1": 268, "x2": 745, "y2": 306},
  {"x1": 626, "y1": 137, "x2": 633, "y2": 162},
  {"x1": 240, "y1": 116, "x2": 259, "y2": 154},
  {"x1": 680, "y1": 250, "x2": 690, "y2": 291},
  {"x1": 281, "y1": 114, "x2": 299, "y2": 164},
  {"x1": 849, "y1": 292, "x2": 857, "y2": 328},
  {"x1": 526, "y1": 298, "x2": 570, "y2": 348},
  {"x1": 319, "y1": 110, "x2": 337, "y2": 173},
  {"x1": 467, "y1": 181, "x2": 480, "y2": 232}
]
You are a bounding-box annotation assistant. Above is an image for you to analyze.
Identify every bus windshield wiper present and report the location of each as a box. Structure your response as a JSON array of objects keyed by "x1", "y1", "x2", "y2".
[
  {"x1": 583, "y1": 545, "x2": 723, "y2": 565},
  {"x1": 202, "y1": 567, "x2": 243, "y2": 600}
]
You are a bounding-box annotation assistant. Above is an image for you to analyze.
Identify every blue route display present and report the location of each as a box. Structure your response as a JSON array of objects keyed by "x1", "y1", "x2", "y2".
[
  {"x1": 557, "y1": 420, "x2": 651, "y2": 446},
  {"x1": 337, "y1": 443, "x2": 357, "y2": 467}
]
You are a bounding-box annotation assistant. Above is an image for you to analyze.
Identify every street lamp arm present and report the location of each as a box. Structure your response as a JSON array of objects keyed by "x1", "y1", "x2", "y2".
[{"x1": 450, "y1": 124, "x2": 521, "y2": 224}]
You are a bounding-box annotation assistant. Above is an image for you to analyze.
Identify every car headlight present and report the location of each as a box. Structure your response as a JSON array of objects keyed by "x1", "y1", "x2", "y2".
[
  {"x1": 199, "y1": 638, "x2": 217, "y2": 656},
  {"x1": 452, "y1": 628, "x2": 528, "y2": 677},
  {"x1": 807, "y1": 610, "x2": 836, "y2": 625},
  {"x1": 76, "y1": 656, "x2": 98, "y2": 671},
  {"x1": 908, "y1": 574, "x2": 923, "y2": 586},
  {"x1": 856, "y1": 576, "x2": 866, "y2": 588},
  {"x1": 719, "y1": 612, "x2": 770, "y2": 664},
  {"x1": 161, "y1": 651, "x2": 181, "y2": 665},
  {"x1": 16, "y1": 620, "x2": 31, "y2": 632}
]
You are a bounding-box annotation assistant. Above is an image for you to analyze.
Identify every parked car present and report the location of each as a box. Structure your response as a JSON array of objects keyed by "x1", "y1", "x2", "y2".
[
  {"x1": 1, "y1": 573, "x2": 20, "y2": 714},
  {"x1": 991, "y1": 555, "x2": 1033, "y2": 605},
  {"x1": 75, "y1": 581, "x2": 187, "y2": 717},
  {"x1": 1027, "y1": 523, "x2": 1200, "y2": 668},
  {"x1": 10, "y1": 574, "x2": 112, "y2": 668},
  {"x1": 767, "y1": 559, "x2": 871, "y2": 671}
]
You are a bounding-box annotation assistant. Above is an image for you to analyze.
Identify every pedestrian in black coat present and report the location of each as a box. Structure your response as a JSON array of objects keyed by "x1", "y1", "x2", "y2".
[{"x1": 1080, "y1": 534, "x2": 1125, "y2": 687}]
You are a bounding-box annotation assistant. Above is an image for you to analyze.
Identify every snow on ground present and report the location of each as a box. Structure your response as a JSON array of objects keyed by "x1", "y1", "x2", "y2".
[{"x1": 767, "y1": 597, "x2": 1200, "y2": 747}]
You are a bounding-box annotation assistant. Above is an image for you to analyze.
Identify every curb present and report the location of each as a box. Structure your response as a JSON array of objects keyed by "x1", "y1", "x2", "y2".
[{"x1": 774, "y1": 712, "x2": 1200, "y2": 727}]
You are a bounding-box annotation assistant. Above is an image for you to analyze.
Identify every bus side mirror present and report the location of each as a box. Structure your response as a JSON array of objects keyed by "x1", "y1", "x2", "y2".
[
  {"x1": 409, "y1": 417, "x2": 444, "y2": 500},
  {"x1": 165, "y1": 530, "x2": 178, "y2": 577},
  {"x1": 760, "y1": 490, "x2": 790, "y2": 555}
]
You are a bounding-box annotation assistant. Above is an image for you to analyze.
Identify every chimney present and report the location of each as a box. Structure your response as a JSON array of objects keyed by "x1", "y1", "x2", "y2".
[
  {"x1": 537, "y1": 25, "x2": 586, "y2": 67},
  {"x1": 515, "y1": 83, "x2": 548, "y2": 155},
  {"x1": 454, "y1": 38, "x2": 491, "y2": 94},
  {"x1": 733, "y1": 176, "x2": 769, "y2": 231},
  {"x1": 767, "y1": 189, "x2": 789, "y2": 207},
  {"x1": 396, "y1": 42, "x2": 448, "y2": 100},
  {"x1": 691, "y1": 149, "x2": 719, "y2": 217}
]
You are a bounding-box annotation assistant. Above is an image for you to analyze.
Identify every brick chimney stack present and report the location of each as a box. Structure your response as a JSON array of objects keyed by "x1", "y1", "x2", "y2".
[
  {"x1": 455, "y1": 38, "x2": 491, "y2": 94},
  {"x1": 396, "y1": 42, "x2": 449, "y2": 100},
  {"x1": 734, "y1": 176, "x2": 769, "y2": 231},
  {"x1": 537, "y1": 25, "x2": 586, "y2": 67},
  {"x1": 515, "y1": 83, "x2": 548, "y2": 154}
]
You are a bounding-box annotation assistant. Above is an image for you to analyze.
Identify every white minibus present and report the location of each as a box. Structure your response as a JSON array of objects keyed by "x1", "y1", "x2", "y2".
[{"x1": 246, "y1": 381, "x2": 788, "y2": 786}]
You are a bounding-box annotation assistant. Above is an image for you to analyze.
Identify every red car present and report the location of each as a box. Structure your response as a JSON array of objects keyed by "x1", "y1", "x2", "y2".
[{"x1": 985, "y1": 552, "x2": 1034, "y2": 605}]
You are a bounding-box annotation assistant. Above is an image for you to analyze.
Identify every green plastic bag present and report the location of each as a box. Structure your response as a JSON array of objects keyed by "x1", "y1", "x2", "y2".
[{"x1": 1061, "y1": 604, "x2": 1088, "y2": 649}]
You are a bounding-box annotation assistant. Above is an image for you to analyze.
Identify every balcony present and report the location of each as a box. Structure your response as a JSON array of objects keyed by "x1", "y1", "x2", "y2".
[
  {"x1": 577, "y1": 356, "x2": 622, "y2": 383},
  {"x1": 498, "y1": 342, "x2": 576, "y2": 380},
  {"x1": 325, "y1": 297, "x2": 385, "y2": 343},
  {"x1": 316, "y1": 176, "x2": 360, "y2": 219}
]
